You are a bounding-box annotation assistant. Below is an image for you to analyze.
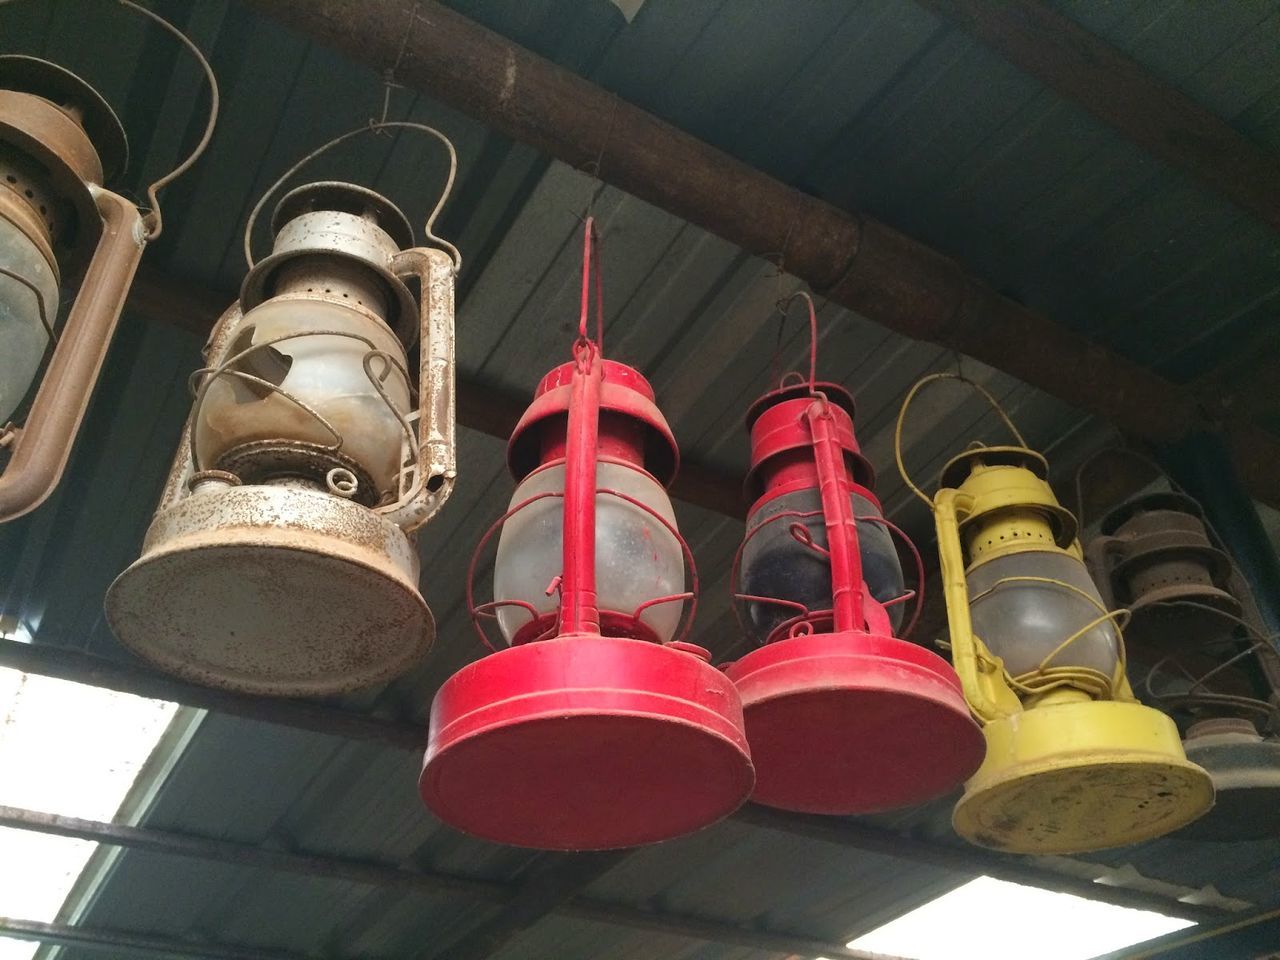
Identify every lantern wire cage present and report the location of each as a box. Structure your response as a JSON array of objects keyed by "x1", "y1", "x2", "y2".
[
  {"x1": 1143, "y1": 604, "x2": 1280, "y2": 730},
  {"x1": 894, "y1": 371, "x2": 1134, "y2": 704},
  {"x1": 465, "y1": 216, "x2": 700, "y2": 652}
]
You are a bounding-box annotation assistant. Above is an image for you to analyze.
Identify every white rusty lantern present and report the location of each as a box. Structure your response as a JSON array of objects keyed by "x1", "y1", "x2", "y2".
[{"x1": 107, "y1": 125, "x2": 459, "y2": 696}]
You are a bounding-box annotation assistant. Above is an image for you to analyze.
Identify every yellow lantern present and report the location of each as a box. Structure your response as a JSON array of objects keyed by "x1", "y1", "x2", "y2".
[{"x1": 896, "y1": 374, "x2": 1213, "y2": 855}]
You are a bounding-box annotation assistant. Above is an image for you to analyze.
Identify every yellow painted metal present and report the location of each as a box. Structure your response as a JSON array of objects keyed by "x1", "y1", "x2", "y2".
[
  {"x1": 896, "y1": 374, "x2": 1214, "y2": 854},
  {"x1": 952, "y1": 698, "x2": 1214, "y2": 854}
]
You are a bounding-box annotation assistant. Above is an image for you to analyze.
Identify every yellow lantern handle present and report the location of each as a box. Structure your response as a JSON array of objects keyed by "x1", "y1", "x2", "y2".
[{"x1": 934, "y1": 488, "x2": 1022, "y2": 723}]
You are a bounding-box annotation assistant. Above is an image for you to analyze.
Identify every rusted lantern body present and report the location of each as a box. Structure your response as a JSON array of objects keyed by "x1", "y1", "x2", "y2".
[
  {"x1": 726, "y1": 372, "x2": 983, "y2": 815},
  {"x1": 1087, "y1": 492, "x2": 1241, "y2": 654},
  {"x1": 1089, "y1": 491, "x2": 1280, "y2": 841},
  {"x1": 420, "y1": 225, "x2": 753, "y2": 850},
  {"x1": 0, "y1": 56, "x2": 147, "y2": 521},
  {"x1": 107, "y1": 182, "x2": 456, "y2": 697}
]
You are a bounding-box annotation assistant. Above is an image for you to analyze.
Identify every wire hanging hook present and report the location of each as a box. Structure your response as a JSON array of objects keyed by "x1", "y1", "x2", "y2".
[{"x1": 242, "y1": 121, "x2": 462, "y2": 272}]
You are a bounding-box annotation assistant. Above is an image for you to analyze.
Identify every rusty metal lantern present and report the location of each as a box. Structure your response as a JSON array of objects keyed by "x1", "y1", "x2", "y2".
[
  {"x1": 106, "y1": 124, "x2": 459, "y2": 697},
  {"x1": 0, "y1": 8, "x2": 217, "y2": 523},
  {"x1": 420, "y1": 220, "x2": 754, "y2": 850},
  {"x1": 1087, "y1": 485, "x2": 1280, "y2": 841},
  {"x1": 723, "y1": 295, "x2": 984, "y2": 815}
]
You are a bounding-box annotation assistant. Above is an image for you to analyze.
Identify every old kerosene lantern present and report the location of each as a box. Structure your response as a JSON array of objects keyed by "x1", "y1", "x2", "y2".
[
  {"x1": 0, "y1": 6, "x2": 217, "y2": 522},
  {"x1": 1087, "y1": 485, "x2": 1280, "y2": 841},
  {"x1": 107, "y1": 124, "x2": 458, "y2": 697},
  {"x1": 420, "y1": 220, "x2": 754, "y2": 850},
  {"x1": 724, "y1": 294, "x2": 983, "y2": 814},
  {"x1": 898, "y1": 374, "x2": 1213, "y2": 854}
]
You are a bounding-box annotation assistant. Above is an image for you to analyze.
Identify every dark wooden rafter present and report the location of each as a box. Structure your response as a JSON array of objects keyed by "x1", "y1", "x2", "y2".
[
  {"x1": 916, "y1": 0, "x2": 1280, "y2": 233},
  {"x1": 233, "y1": 0, "x2": 1280, "y2": 509}
]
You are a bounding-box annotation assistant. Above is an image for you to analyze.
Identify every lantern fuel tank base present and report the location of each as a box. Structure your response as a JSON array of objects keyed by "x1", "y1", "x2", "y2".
[
  {"x1": 420, "y1": 635, "x2": 754, "y2": 850},
  {"x1": 1173, "y1": 720, "x2": 1280, "y2": 842},
  {"x1": 105, "y1": 483, "x2": 432, "y2": 697},
  {"x1": 952, "y1": 699, "x2": 1214, "y2": 855},
  {"x1": 724, "y1": 631, "x2": 984, "y2": 814}
]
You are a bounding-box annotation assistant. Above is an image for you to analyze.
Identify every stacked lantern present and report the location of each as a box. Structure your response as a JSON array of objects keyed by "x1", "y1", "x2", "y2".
[
  {"x1": 1087, "y1": 489, "x2": 1280, "y2": 841},
  {"x1": 107, "y1": 155, "x2": 457, "y2": 696},
  {"x1": 0, "y1": 44, "x2": 214, "y2": 522},
  {"x1": 724, "y1": 295, "x2": 984, "y2": 815},
  {"x1": 420, "y1": 221, "x2": 754, "y2": 850},
  {"x1": 898, "y1": 374, "x2": 1214, "y2": 854}
]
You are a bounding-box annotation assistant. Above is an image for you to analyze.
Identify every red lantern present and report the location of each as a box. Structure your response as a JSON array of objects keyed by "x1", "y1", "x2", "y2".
[
  {"x1": 419, "y1": 220, "x2": 754, "y2": 850},
  {"x1": 723, "y1": 294, "x2": 984, "y2": 814}
]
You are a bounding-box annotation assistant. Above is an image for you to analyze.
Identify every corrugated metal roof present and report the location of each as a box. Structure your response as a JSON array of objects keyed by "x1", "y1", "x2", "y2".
[{"x1": 2, "y1": 0, "x2": 1279, "y2": 957}]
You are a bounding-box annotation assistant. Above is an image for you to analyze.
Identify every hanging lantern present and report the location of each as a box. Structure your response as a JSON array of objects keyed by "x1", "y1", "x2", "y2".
[
  {"x1": 0, "y1": 17, "x2": 217, "y2": 522},
  {"x1": 106, "y1": 123, "x2": 459, "y2": 697},
  {"x1": 1087, "y1": 486, "x2": 1280, "y2": 841},
  {"x1": 420, "y1": 220, "x2": 753, "y2": 850},
  {"x1": 897, "y1": 375, "x2": 1213, "y2": 854},
  {"x1": 723, "y1": 294, "x2": 983, "y2": 815}
]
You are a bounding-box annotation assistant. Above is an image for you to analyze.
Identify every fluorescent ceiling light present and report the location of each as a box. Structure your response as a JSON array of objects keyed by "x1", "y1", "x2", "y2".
[
  {"x1": 847, "y1": 875, "x2": 1195, "y2": 960},
  {"x1": 0, "y1": 668, "x2": 179, "y2": 960}
]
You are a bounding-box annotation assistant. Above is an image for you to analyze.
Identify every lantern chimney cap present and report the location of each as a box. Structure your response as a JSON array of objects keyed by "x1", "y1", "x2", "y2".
[
  {"x1": 507, "y1": 358, "x2": 679, "y2": 485},
  {"x1": 1098, "y1": 490, "x2": 1205, "y2": 536},
  {"x1": 0, "y1": 55, "x2": 127, "y2": 181},
  {"x1": 744, "y1": 380, "x2": 855, "y2": 431},
  {"x1": 270, "y1": 181, "x2": 414, "y2": 251},
  {"x1": 939, "y1": 444, "x2": 1049, "y2": 491}
]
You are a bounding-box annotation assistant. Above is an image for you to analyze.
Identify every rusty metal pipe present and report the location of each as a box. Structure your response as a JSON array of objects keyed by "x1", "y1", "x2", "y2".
[
  {"x1": 0, "y1": 187, "x2": 146, "y2": 521},
  {"x1": 239, "y1": 0, "x2": 1280, "y2": 506}
]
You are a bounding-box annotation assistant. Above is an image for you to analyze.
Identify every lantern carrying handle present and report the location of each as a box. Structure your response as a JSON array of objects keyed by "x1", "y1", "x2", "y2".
[
  {"x1": 242, "y1": 121, "x2": 462, "y2": 272},
  {"x1": 933, "y1": 487, "x2": 1024, "y2": 724},
  {"x1": 894, "y1": 372, "x2": 1027, "y2": 510},
  {"x1": 113, "y1": 0, "x2": 220, "y2": 240}
]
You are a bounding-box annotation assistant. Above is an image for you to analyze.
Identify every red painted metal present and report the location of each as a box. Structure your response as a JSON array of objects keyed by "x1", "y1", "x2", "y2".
[
  {"x1": 725, "y1": 292, "x2": 983, "y2": 815},
  {"x1": 422, "y1": 219, "x2": 753, "y2": 849}
]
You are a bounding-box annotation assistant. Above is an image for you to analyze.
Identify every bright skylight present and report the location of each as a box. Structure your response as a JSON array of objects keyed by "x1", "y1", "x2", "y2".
[
  {"x1": 0, "y1": 668, "x2": 179, "y2": 960},
  {"x1": 848, "y1": 876, "x2": 1195, "y2": 960}
]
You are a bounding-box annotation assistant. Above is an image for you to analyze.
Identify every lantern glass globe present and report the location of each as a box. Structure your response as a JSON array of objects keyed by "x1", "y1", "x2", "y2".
[
  {"x1": 740, "y1": 488, "x2": 904, "y2": 643},
  {"x1": 194, "y1": 297, "x2": 410, "y2": 496},
  {"x1": 966, "y1": 549, "x2": 1120, "y2": 678},
  {"x1": 0, "y1": 217, "x2": 59, "y2": 423},
  {"x1": 493, "y1": 460, "x2": 684, "y2": 644}
]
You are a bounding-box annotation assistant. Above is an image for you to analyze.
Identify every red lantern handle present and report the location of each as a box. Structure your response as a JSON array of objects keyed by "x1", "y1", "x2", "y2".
[
  {"x1": 806, "y1": 398, "x2": 864, "y2": 633},
  {"x1": 561, "y1": 218, "x2": 605, "y2": 634}
]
